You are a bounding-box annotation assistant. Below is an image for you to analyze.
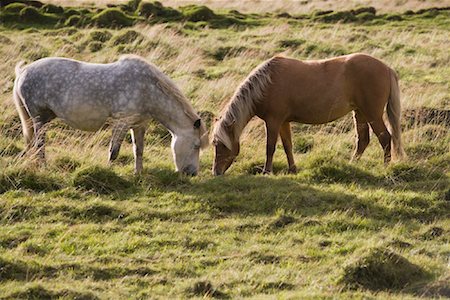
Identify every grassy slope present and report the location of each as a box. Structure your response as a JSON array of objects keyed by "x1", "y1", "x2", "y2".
[{"x1": 0, "y1": 2, "x2": 449, "y2": 299}]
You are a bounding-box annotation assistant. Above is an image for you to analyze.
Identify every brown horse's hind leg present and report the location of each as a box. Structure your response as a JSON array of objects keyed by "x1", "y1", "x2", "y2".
[
  {"x1": 351, "y1": 110, "x2": 370, "y2": 162},
  {"x1": 279, "y1": 122, "x2": 297, "y2": 174},
  {"x1": 131, "y1": 126, "x2": 145, "y2": 174},
  {"x1": 263, "y1": 120, "x2": 281, "y2": 174},
  {"x1": 369, "y1": 118, "x2": 392, "y2": 164}
]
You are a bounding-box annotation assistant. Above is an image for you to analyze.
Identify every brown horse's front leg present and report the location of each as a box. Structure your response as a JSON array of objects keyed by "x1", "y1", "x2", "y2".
[
  {"x1": 279, "y1": 122, "x2": 297, "y2": 174},
  {"x1": 263, "y1": 121, "x2": 281, "y2": 174}
]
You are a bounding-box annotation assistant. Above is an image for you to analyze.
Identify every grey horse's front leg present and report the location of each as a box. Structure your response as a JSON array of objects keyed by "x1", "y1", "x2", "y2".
[
  {"x1": 108, "y1": 123, "x2": 129, "y2": 164},
  {"x1": 131, "y1": 126, "x2": 145, "y2": 174}
]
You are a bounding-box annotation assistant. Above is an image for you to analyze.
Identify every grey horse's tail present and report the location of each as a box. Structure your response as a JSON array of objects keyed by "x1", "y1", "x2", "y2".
[
  {"x1": 386, "y1": 68, "x2": 406, "y2": 161},
  {"x1": 13, "y1": 61, "x2": 34, "y2": 150}
]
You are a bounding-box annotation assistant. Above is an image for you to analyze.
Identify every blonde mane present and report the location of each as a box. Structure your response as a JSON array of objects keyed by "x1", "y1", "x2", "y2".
[
  {"x1": 213, "y1": 56, "x2": 283, "y2": 149},
  {"x1": 120, "y1": 55, "x2": 208, "y2": 148}
]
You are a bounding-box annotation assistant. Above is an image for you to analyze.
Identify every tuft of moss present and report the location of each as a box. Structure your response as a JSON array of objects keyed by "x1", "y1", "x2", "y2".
[
  {"x1": 88, "y1": 41, "x2": 103, "y2": 52},
  {"x1": 91, "y1": 8, "x2": 135, "y2": 28},
  {"x1": 314, "y1": 10, "x2": 356, "y2": 23},
  {"x1": 0, "y1": 140, "x2": 22, "y2": 157},
  {"x1": 5, "y1": 284, "x2": 99, "y2": 300},
  {"x1": 387, "y1": 162, "x2": 434, "y2": 182},
  {"x1": 89, "y1": 30, "x2": 112, "y2": 42},
  {"x1": 181, "y1": 5, "x2": 216, "y2": 22},
  {"x1": 0, "y1": 168, "x2": 61, "y2": 194},
  {"x1": 64, "y1": 15, "x2": 81, "y2": 27},
  {"x1": 111, "y1": 29, "x2": 143, "y2": 45},
  {"x1": 306, "y1": 156, "x2": 376, "y2": 184},
  {"x1": 293, "y1": 136, "x2": 314, "y2": 153},
  {"x1": 54, "y1": 156, "x2": 81, "y2": 172},
  {"x1": 72, "y1": 165, "x2": 130, "y2": 194},
  {"x1": 63, "y1": 8, "x2": 81, "y2": 18},
  {"x1": 137, "y1": 1, "x2": 182, "y2": 20},
  {"x1": 3, "y1": 2, "x2": 27, "y2": 13},
  {"x1": 19, "y1": 6, "x2": 60, "y2": 25},
  {"x1": 339, "y1": 248, "x2": 430, "y2": 291},
  {"x1": 279, "y1": 38, "x2": 306, "y2": 48},
  {"x1": 186, "y1": 281, "x2": 225, "y2": 298},
  {"x1": 385, "y1": 14, "x2": 404, "y2": 21},
  {"x1": 356, "y1": 12, "x2": 376, "y2": 22},
  {"x1": 40, "y1": 3, "x2": 63, "y2": 14}
]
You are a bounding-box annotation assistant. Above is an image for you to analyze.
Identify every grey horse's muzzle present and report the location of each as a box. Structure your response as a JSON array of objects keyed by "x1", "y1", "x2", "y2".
[{"x1": 182, "y1": 165, "x2": 198, "y2": 176}]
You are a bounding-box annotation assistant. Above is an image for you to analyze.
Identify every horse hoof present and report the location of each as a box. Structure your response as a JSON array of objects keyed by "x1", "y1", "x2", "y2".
[{"x1": 288, "y1": 166, "x2": 297, "y2": 174}]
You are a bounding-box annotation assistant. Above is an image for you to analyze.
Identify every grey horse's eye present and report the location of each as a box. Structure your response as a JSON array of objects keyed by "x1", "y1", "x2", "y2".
[{"x1": 194, "y1": 142, "x2": 201, "y2": 149}]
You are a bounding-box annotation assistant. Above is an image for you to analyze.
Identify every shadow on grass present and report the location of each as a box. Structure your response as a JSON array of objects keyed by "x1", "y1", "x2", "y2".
[{"x1": 175, "y1": 175, "x2": 448, "y2": 222}]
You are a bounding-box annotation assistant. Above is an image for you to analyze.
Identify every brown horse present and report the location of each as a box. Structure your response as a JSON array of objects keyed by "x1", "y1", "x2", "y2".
[{"x1": 212, "y1": 53, "x2": 406, "y2": 175}]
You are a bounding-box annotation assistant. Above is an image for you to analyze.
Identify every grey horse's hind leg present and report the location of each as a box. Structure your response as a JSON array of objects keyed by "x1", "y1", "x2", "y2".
[
  {"x1": 32, "y1": 119, "x2": 46, "y2": 161},
  {"x1": 131, "y1": 126, "x2": 145, "y2": 174},
  {"x1": 108, "y1": 123, "x2": 129, "y2": 164}
]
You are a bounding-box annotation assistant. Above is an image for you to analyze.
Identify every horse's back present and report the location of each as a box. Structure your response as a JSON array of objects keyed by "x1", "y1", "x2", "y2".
[
  {"x1": 17, "y1": 57, "x2": 149, "y2": 131},
  {"x1": 263, "y1": 54, "x2": 391, "y2": 123}
]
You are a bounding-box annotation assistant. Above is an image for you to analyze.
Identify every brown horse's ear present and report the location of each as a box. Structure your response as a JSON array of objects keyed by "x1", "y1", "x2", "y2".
[{"x1": 194, "y1": 119, "x2": 201, "y2": 129}]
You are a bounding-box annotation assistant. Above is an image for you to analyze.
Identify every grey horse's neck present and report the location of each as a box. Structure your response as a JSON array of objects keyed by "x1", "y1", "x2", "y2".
[{"x1": 146, "y1": 94, "x2": 195, "y2": 137}]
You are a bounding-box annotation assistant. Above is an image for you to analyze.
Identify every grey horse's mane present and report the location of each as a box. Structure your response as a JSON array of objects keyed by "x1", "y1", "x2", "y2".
[
  {"x1": 212, "y1": 56, "x2": 283, "y2": 149},
  {"x1": 120, "y1": 55, "x2": 208, "y2": 148}
]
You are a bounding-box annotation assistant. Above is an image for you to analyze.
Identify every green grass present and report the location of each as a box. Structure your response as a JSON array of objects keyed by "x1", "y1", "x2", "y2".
[{"x1": 0, "y1": 1, "x2": 449, "y2": 298}]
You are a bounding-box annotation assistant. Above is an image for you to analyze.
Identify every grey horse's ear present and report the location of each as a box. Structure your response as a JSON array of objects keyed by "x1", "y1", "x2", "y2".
[{"x1": 194, "y1": 119, "x2": 201, "y2": 129}]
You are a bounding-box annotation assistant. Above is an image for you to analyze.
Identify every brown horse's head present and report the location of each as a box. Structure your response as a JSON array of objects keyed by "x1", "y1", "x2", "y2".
[{"x1": 212, "y1": 120, "x2": 240, "y2": 176}]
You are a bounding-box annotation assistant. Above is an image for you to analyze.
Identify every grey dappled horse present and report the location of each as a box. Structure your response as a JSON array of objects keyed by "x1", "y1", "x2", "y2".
[{"x1": 13, "y1": 55, "x2": 208, "y2": 175}]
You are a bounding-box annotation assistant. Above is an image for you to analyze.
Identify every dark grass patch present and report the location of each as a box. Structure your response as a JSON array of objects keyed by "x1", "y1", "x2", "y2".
[
  {"x1": 268, "y1": 214, "x2": 296, "y2": 229},
  {"x1": 420, "y1": 275, "x2": 450, "y2": 298},
  {"x1": 72, "y1": 166, "x2": 131, "y2": 194},
  {"x1": 3, "y1": 2, "x2": 26, "y2": 13},
  {"x1": 0, "y1": 140, "x2": 21, "y2": 157},
  {"x1": 305, "y1": 157, "x2": 377, "y2": 184},
  {"x1": 0, "y1": 257, "x2": 55, "y2": 281},
  {"x1": 89, "y1": 29, "x2": 112, "y2": 42},
  {"x1": 388, "y1": 239, "x2": 413, "y2": 249},
  {"x1": 19, "y1": 6, "x2": 60, "y2": 25},
  {"x1": 339, "y1": 247, "x2": 430, "y2": 291},
  {"x1": 137, "y1": 1, "x2": 182, "y2": 20},
  {"x1": 186, "y1": 280, "x2": 227, "y2": 298},
  {"x1": 182, "y1": 237, "x2": 215, "y2": 250},
  {"x1": 0, "y1": 232, "x2": 30, "y2": 249},
  {"x1": 386, "y1": 162, "x2": 440, "y2": 182},
  {"x1": 420, "y1": 226, "x2": 444, "y2": 240},
  {"x1": 5, "y1": 284, "x2": 99, "y2": 300},
  {"x1": 279, "y1": 38, "x2": 306, "y2": 48},
  {"x1": 64, "y1": 15, "x2": 81, "y2": 26},
  {"x1": 53, "y1": 156, "x2": 81, "y2": 172},
  {"x1": 0, "y1": 168, "x2": 61, "y2": 194},
  {"x1": 40, "y1": 3, "x2": 63, "y2": 14},
  {"x1": 68, "y1": 202, "x2": 125, "y2": 222},
  {"x1": 198, "y1": 110, "x2": 215, "y2": 130},
  {"x1": 248, "y1": 251, "x2": 281, "y2": 264},
  {"x1": 111, "y1": 29, "x2": 143, "y2": 45},
  {"x1": 258, "y1": 281, "x2": 295, "y2": 292},
  {"x1": 293, "y1": 135, "x2": 314, "y2": 153},
  {"x1": 180, "y1": 5, "x2": 216, "y2": 22},
  {"x1": 241, "y1": 161, "x2": 286, "y2": 175},
  {"x1": 206, "y1": 45, "x2": 247, "y2": 61},
  {"x1": 88, "y1": 41, "x2": 103, "y2": 52}
]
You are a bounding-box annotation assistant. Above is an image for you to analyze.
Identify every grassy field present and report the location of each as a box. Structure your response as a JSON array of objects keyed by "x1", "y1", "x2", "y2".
[{"x1": 0, "y1": 1, "x2": 449, "y2": 299}]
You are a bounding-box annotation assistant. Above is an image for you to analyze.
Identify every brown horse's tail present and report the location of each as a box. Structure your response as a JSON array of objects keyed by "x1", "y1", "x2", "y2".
[
  {"x1": 386, "y1": 68, "x2": 406, "y2": 161},
  {"x1": 13, "y1": 61, "x2": 34, "y2": 150}
]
